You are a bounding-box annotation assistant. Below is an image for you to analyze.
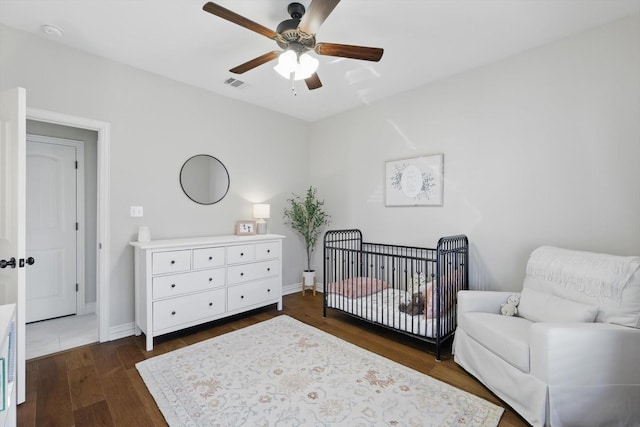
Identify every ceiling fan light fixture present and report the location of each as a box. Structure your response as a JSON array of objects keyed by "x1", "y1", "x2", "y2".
[{"x1": 274, "y1": 50, "x2": 318, "y2": 81}]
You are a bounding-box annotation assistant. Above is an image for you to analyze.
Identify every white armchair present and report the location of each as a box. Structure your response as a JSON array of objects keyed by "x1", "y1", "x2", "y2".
[{"x1": 453, "y1": 246, "x2": 640, "y2": 427}]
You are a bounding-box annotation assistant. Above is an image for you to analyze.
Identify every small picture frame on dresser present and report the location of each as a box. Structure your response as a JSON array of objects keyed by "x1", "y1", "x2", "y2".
[{"x1": 235, "y1": 220, "x2": 257, "y2": 235}]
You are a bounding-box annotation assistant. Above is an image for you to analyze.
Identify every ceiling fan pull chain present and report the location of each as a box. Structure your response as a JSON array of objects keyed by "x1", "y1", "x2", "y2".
[{"x1": 290, "y1": 72, "x2": 297, "y2": 96}]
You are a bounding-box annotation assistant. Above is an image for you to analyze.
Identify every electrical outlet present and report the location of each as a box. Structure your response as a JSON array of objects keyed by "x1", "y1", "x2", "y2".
[{"x1": 130, "y1": 206, "x2": 144, "y2": 217}]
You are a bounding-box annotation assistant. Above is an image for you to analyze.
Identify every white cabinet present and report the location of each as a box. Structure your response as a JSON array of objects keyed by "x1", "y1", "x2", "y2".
[{"x1": 131, "y1": 234, "x2": 285, "y2": 350}]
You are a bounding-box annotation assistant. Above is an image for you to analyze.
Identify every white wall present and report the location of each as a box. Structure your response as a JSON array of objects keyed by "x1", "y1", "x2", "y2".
[
  {"x1": 310, "y1": 15, "x2": 640, "y2": 291},
  {"x1": 0, "y1": 24, "x2": 310, "y2": 329}
]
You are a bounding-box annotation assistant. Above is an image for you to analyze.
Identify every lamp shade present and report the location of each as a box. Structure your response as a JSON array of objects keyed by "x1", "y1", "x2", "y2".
[{"x1": 253, "y1": 203, "x2": 271, "y2": 219}]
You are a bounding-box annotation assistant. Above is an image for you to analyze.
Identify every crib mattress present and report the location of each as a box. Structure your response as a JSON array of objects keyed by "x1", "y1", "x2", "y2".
[{"x1": 326, "y1": 288, "x2": 451, "y2": 338}]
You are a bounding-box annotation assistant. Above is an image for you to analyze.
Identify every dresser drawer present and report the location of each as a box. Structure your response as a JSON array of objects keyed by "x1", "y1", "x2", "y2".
[
  {"x1": 227, "y1": 244, "x2": 255, "y2": 264},
  {"x1": 152, "y1": 250, "x2": 191, "y2": 275},
  {"x1": 152, "y1": 268, "x2": 225, "y2": 299},
  {"x1": 255, "y1": 242, "x2": 279, "y2": 260},
  {"x1": 153, "y1": 288, "x2": 226, "y2": 332},
  {"x1": 193, "y1": 247, "x2": 225, "y2": 269},
  {"x1": 227, "y1": 279, "x2": 279, "y2": 312},
  {"x1": 227, "y1": 259, "x2": 278, "y2": 285}
]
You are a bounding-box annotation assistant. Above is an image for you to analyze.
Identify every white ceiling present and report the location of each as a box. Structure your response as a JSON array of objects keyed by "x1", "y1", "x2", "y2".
[{"x1": 1, "y1": 0, "x2": 638, "y2": 122}]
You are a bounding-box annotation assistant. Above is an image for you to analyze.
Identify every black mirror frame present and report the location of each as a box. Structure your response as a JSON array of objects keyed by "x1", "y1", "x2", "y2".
[{"x1": 179, "y1": 154, "x2": 230, "y2": 205}]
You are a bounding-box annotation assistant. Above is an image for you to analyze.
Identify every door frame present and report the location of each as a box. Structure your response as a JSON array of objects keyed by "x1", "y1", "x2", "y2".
[
  {"x1": 26, "y1": 108, "x2": 110, "y2": 342},
  {"x1": 26, "y1": 134, "x2": 86, "y2": 318}
]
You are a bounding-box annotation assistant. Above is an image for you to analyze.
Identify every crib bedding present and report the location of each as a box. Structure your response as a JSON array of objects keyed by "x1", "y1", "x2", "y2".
[
  {"x1": 326, "y1": 276, "x2": 388, "y2": 298},
  {"x1": 326, "y1": 288, "x2": 452, "y2": 337}
]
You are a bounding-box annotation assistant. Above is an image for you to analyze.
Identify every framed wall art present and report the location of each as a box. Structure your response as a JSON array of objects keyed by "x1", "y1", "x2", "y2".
[{"x1": 385, "y1": 154, "x2": 443, "y2": 206}]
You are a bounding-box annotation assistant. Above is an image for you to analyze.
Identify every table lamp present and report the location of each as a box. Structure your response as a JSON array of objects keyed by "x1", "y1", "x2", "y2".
[{"x1": 253, "y1": 203, "x2": 270, "y2": 235}]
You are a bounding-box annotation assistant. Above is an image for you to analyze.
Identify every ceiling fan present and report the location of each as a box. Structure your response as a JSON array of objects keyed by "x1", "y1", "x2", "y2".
[{"x1": 202, "y1": 0, "x2": 384, "y2": 90}]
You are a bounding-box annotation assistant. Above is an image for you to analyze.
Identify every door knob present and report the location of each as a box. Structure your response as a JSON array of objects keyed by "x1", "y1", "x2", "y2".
[
  {"x1": 19, "y1": 257, "x2": 35, "y2": 268},
  {"x1": 0, "y1": 257, "x2": 16, "y2": 269}
]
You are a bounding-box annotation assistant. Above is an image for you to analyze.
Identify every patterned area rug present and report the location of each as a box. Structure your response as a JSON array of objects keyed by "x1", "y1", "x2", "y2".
[{"x1": 136, "y1": 315, "x2": 503, "y2": 426}]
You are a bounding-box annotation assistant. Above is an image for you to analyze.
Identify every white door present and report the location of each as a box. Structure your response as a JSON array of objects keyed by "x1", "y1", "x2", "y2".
[
  {"x1": 26, "y1": 139, "x2": 78, "y2": 322},
  {"x1": 0, "y1": 87, "x2": 27, "y2": 405}
]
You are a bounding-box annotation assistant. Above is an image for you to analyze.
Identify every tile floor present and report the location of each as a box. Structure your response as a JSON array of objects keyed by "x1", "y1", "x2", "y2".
[{"x1": 26, "y1": 313, "x2": 98, "y2": 359}]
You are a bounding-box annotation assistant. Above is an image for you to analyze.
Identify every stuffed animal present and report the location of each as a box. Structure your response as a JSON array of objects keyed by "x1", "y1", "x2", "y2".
[
  {"x1": 399, "y1": 292, "x2": 424, "y2": 315},
  {"x1": 500, "y1": 294, "x2": 520, "y2": 316}
]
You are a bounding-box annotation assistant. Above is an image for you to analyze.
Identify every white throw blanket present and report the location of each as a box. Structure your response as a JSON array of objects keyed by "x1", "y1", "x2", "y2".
[{"x1": 526, "y1": 246, "x2": 640, "y2": 303}]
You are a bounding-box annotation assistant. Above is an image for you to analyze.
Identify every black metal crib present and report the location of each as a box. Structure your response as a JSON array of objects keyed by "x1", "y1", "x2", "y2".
[{"x1": 323, "y1": 229, "x2": 468, "y2": 360}]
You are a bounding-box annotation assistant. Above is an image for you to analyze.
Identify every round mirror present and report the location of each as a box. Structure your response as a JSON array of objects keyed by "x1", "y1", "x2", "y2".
[{"x1": 180, "y1": 155, "x2": 230, "y2": 205}]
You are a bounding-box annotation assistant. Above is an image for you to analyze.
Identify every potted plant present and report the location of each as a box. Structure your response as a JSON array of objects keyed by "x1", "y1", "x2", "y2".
[{"x1": 283, "y1": 186, "x2": 330, "y2": 293}]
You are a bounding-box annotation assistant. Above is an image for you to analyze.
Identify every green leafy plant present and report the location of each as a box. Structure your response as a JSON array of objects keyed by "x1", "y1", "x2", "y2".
[{"x1": 283, "y1": 186, "x2": 330, "y2": 272}]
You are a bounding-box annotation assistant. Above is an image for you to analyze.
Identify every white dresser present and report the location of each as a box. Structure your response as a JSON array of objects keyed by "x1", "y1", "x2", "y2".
[{"x1": 131, "y1": 234, "x2": 285, "y2": 350}]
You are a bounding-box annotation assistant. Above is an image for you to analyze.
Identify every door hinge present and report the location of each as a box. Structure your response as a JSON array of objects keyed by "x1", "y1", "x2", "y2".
[
  {"x1": 76, "y1": 283, "x2": 79, "y2": 292},
  {"x1": 75, "y1": 161, "x2": 78, "y2": 169},
  {"x1": 76, "y1": 222, "x2": 79, "y2": 231}
]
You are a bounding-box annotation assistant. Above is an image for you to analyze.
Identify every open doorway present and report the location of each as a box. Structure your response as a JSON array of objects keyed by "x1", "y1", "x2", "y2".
[
  {"x1": 25, "y1": 121, "x2": 98, "y2": 358},
  {"x1": 23, "y1": 108, "x2": 110, "y2": 360}
]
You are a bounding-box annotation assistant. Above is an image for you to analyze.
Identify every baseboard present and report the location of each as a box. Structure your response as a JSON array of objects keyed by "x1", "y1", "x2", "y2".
[
  {"x1": 283, "y1": 282, "x2": 325, "y2": 295},
  {"x1": 283, "y1": 283, "x2": 300, "y2": 295},
  {"x1": 109, "y1": 322, "x2": 136, "y2": 341},
  {"x1": 84, "y1": 302, "x2": 96, "y2": 314},
  {"x1": 75, "y1": 301, "x2": 96, "y2": 316}
]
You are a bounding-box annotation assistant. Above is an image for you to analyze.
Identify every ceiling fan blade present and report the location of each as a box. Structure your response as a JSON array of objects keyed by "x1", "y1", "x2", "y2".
[
  {"x1": 299, "y1": 0, "x2": 340, "y2": 35},
  {"x1": 315, "y1": 43, "x2": 384, "y2": 62},
  {"x1": 229, "y1": 51, "x2": 280, "y2": 74},
  {"x1": 203, "y1": 2, "x2": 278, "y2": 39},
  {"x1": 305, "y1": 73, "x2": 322, "y2": 90}
]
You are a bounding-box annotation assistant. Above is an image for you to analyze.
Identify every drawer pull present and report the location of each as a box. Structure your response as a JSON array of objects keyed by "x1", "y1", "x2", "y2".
[
  {"x1": 171, "y1": 311, "x2": 176, "y2": 315},
  {"x1": 240, "y1": 272, "x2": 244, "y2": 276},
  {"x1": 267, "y1": 288, "x2": 271, "y2": 293},
  {"x1": 171, "y1": 284, "x2": 176, "y2": 288},
  {"x1": 209, "y1": 256, "x2": 213, "y2": 260},
  {"x1": 267, "y1": 268, "x2": 271, "y2": 272},
  {"x1": 209, "y1": 302, "x2": 213, "y2": 307},
  {"x1": 170, "y1": 260, "x2": 175, "y2": 265},
  {"x1": 209, "y1": 277, "x2": 213, "y2": 282},
  {"x1": 267, "y1": 249, "x2": 271, "y2": 253},
  {"x1": 240, "y1": 252, "x2": 244, "y2": 256},
  {"x1": 240, "y1": 295, "x2": 244, "y2": 299}
]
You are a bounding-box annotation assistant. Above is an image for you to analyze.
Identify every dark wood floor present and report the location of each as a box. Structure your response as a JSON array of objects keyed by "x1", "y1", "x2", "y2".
[{"x1": 18, "y1": 292, "x2": 530, "y2": 426}]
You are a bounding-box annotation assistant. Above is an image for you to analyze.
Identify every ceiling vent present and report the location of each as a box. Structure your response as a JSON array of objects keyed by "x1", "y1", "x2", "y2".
[{"x1": 224, "y1": 77, "x2": 245, "y2": 88}]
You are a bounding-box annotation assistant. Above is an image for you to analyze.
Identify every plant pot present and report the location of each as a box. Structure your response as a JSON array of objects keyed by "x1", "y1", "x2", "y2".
[{"x1": 302, "y1": 270, "x2": 316, "y2": 296}]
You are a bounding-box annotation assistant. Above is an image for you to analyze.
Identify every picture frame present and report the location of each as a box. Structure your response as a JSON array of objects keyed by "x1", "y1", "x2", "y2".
[
  {"x1": 235, "y1": 220, "x2": 257, "y2": 236},
  {"x1": 385, "y1": 154, "x2": 443, "y2": 206}
]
